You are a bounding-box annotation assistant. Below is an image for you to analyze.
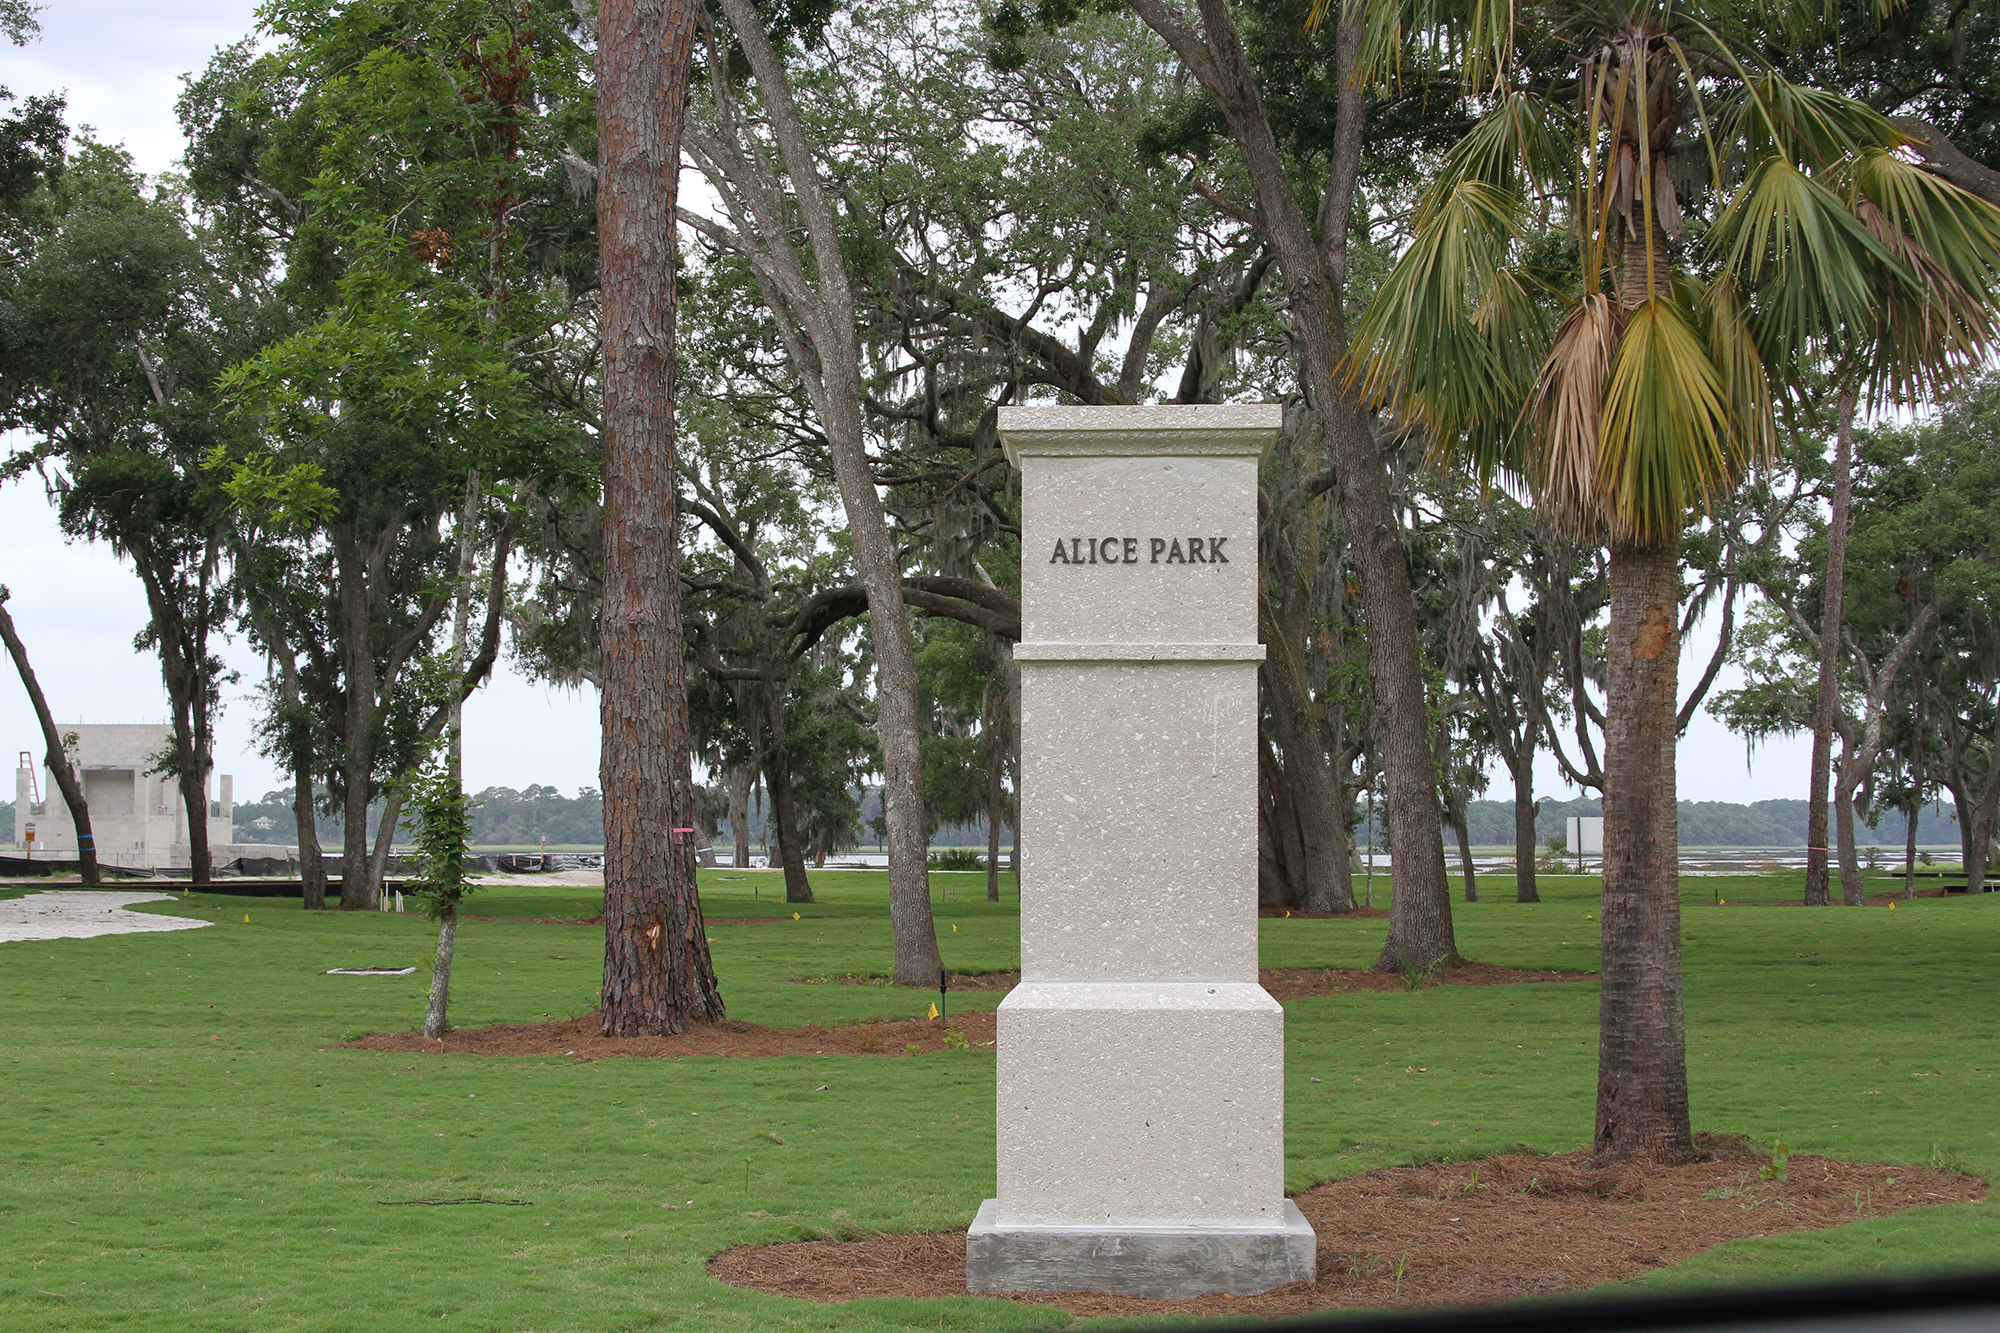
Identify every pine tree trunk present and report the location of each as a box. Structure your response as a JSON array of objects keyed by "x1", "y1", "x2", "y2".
[
  {"x1": 1594, "y1": 538, "x2": 1694, "y2": 1163},
  {"x1": 424, "y1": 904, "x2": 457, "y2": 1038},
  {"x1": 0, "y1": 593, "x2": 101, "y2": 886},
  {"x1": 595, "y1": 0, "x2": 725, "y2": 1036},
  {"x1": 1513, "y1": 762, "x2": 1540, "y2": 903},
  {"x1": 1804, "y1": 391, "x2": 1858, "y2": 907}
]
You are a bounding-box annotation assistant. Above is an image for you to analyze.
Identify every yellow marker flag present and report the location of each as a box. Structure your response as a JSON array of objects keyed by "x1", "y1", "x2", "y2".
[
  {"x1": 792, "y1": 912, "x2": 800, "y2": 921},
  {"x1": 952, "y1": 924, "x2": 958, "y2": 932},
  {"x1": 928, "y1": 1003, "x2": 940, "y2": 1020},
  {"x1": 243, "y1": 914, "x2": 250, "y2": 923}
]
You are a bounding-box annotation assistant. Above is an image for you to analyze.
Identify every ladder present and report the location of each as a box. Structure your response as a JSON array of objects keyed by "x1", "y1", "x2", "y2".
[{"x1": 17, "y1": 751, "x2": 41, "y2": 814}]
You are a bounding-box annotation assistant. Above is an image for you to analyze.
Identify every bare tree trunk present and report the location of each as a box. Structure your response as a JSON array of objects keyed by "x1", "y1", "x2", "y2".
[
  {"x1": 727, "y1": 764, "x2": 753, "y2": 869},
  {"x1": 693, "y1": 0, "x2": 943, "y2": 986},
  {"x1": 1804, "y1": 391, "x2": 1858, "y2": 906},
  {"x1": 1125, "y1": 0, "x2": 1453, "y2": 970},
  {"x1": 293, "y1": 772, "x2": 326, "y2": 910},
  {"x1": 0, "y1": 590, "x2": 100, "y2": 886},
  {"x1": 1260, "y1": 597, "x2": 1356, "y2": 914},
  {"x1": 1451, "y1": 798, "x2": 1477, "y2": 902},
  {"x1": 1968, "y1": 775, "x2": 1999, "y2": 896},
  {"x1": 172, "y1": 745, "x2": 213, "y2": 887},
  {"x1": 424, "y1": 905, "x2": 457, "y2": 1038},
  {"x1": 1904, "y1": 796, "x2": 1918, "y2": 899},
  {"x1": 760, "y1": 689, "x2": 814, "y2": 904},
  {"x1": 596, "y1": 0, "x2": 725, "y2": 1035},
  {"x1": 1594, "y1": 539, "x2": 1694, "y2": 1164},
  {"x1": 1835, "y1": 753, "x2": 1865, "y2": 906},
  {"x1": 340, "y1": 752, "x2": 375, "y2": 910},
  {"x1": 986, "y1": 727, "x2": 1004, "y2": 903},
  {"x1": 1513, "y1": 764, "x2": 1540, "y2": 902}
]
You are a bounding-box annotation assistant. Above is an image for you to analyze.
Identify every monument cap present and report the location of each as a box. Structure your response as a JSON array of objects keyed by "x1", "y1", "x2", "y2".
[{"x1": 998, "y1": 404, "x2": 1282, "y2": 466}]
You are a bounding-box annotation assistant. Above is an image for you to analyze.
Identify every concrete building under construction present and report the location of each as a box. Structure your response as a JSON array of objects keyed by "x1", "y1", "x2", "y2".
[{"x1": 13, "y1": 724, "x2": 245, "y2": 869}]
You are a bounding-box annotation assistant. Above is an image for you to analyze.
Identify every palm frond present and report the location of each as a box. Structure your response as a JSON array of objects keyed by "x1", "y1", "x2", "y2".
[
  {"x1": 1598, "y1": 296, "x2": 1740, "y2": 546},
  {"x1": 1709, "y1": 153, "x2": 1898, "y2": 372},
  {"x1": 1338, "y1": 0, "x2": 1515, "y2": 93},
  {"x1": 1429, "y1": 92, "x2": 1572, "y2": 215},
  {"x1": 1350, "y1": 178, "x2": 1528, "y2": 442},
  {"x1": 1700, "y1": 274, "x2": 1777, "y2": 474},
  {"x1": 1721, "y1": 74, "x2": 1900, "y2": 170},
  {"x1": 1525, "y1": 292, "x2": 1621, "y2": 541},
  {"x1": 1840, "y1": 147, "x2": 2000, "y2": 400}
]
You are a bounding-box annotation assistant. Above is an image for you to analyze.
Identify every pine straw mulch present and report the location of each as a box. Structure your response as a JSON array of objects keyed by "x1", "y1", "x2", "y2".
[
  {"x1": 795, "y1": 962, "x2": 1596, "y2": 1000},
  {"x1": 707, "y1": 1148, "x2": 1984, "y2": 1321}
]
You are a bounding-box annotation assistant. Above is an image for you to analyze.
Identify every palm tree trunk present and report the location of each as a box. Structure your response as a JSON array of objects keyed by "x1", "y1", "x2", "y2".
[
  {"x1": 1804, "y1": 392, "x2": 1858, "y2": 906},
  {"x1": 1594, "y1": 538, "x2": 1695, "y2": 1163}
]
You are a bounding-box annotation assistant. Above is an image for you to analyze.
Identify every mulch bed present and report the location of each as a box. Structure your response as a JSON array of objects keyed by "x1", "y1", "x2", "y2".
[
  {"x1": 338, "y1": 963, "x2": 1596, "y2": 1062},
  {"x1": 797, "y1": 963, "x2": 1596, "y2": 1000},
  {"x1": 337, "y1": 1011, "x2": 999, "y2": 1060},
  {"x1": 455, "y1": 915, "x2": 786, "y2": 926},
  {"x1": 1261, "y1": 906, "x2": 1394, "y2": 919},
  {"x1": 707, "y1": 1149, "x2": 1984, "y2": 1320}
]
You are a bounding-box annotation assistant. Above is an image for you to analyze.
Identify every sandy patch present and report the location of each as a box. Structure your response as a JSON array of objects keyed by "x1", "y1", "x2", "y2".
[{"x1": 0, "y1": 889, "x2": 212, "y2": 942}]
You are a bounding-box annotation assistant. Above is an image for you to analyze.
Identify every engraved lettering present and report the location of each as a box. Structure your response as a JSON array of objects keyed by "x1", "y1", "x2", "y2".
[{"x1": 1049, "y1": 535, "x2": 1236, "y2": 568}]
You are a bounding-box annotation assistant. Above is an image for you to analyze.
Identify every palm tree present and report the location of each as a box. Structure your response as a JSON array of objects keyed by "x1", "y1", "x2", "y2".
[{"x1": 1348, "y1": 0, "x2": 2000, "y2": 1160}]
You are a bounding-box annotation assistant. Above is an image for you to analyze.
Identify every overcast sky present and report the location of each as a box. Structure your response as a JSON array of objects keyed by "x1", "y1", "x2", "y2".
[{"x1": 0, "y1": 1, "x2": 1815, "y2": 812}]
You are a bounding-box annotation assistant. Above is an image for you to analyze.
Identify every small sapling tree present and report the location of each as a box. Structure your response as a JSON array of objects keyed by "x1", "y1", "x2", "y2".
[{"x1": 406, "y1": 742, "x2": 478, "y2": 1039}]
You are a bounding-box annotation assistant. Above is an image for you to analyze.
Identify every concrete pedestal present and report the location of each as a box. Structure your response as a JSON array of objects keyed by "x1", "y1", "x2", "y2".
[{"x1": 969, "y1": 406, "x2": 1313, "y2": 1298}]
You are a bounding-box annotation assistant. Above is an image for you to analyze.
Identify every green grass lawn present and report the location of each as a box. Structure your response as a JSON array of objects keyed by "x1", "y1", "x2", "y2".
[{"x1": 0, "y1": 868, "x2": 1994, "y2": 1331}]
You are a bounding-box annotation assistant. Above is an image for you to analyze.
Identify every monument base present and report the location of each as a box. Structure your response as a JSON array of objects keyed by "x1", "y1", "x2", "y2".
[{"x1": 965, "y1": 1198, "x2": 1316, "y2": 1297}]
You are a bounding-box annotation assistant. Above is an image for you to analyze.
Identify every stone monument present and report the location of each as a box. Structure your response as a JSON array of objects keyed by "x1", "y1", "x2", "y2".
[{"x1": 966, "y1": 404, "x2": 1315, "y2": 1298}]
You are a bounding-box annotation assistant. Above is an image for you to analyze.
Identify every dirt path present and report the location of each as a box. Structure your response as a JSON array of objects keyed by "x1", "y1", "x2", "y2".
[{"x1": 0, "y1": 889, "x2": 212, "y2": 943}]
